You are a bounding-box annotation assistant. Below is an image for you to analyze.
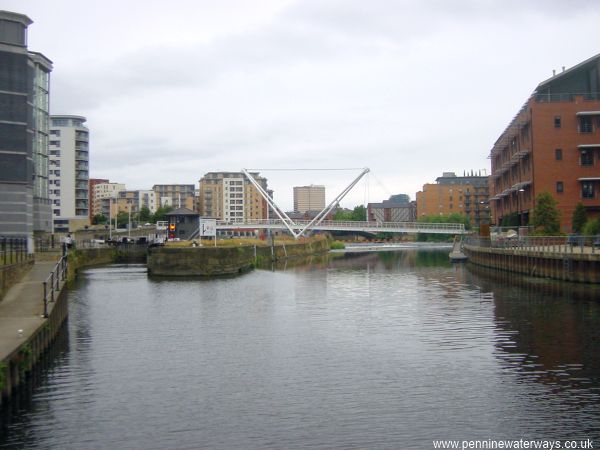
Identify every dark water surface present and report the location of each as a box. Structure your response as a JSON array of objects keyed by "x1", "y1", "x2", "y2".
[{"x1": 1, "y1": 250, "x2": 599, "y2": 449}]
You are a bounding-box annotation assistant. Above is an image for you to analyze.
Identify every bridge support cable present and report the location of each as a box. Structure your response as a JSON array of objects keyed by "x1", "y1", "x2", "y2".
[
  {"x1": 241, "y1": 168, "x2": 302, "y2": 238},
  {"x1": 242, "y1": 167, "x2": 371, "y2": 239},
  {"x1": 297, "y1": 167, "x2": 370, "y2": 237}
]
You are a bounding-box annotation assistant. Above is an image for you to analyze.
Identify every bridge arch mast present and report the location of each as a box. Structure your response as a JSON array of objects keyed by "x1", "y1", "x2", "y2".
[{"x1": 241, "y1": 167, "x2": 370, "y2": 239}]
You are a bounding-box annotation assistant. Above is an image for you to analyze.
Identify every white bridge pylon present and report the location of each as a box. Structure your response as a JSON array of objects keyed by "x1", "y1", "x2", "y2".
[{"x1": 242, "y1": 167, "x2": 370, "y2": 239}]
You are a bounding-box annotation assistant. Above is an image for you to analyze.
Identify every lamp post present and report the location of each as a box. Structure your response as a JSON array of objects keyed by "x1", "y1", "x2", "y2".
[
  {"x1": 128, "y1": 202, "x2": 132, "y2": 239},
  {"x1": 108, "y1": 197, "x2": 112, "y2": 240},
  {"x1": 517, "y1": 188, "x2": 525, "y2": 226}
]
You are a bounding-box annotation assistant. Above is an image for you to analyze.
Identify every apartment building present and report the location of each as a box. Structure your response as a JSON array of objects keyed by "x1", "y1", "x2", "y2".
[
  {"x1": 416, "y1": 172, "x2": 490, "y2": 226},
  {"x1": 293, "y1": 185, "x2": 326, "y2": 213},
  {"x1": 0, "y1": 11, "x2": 53, "y2": 245},
  {"x1": 489, "y1": 53, "x2": 600, "y2": 231},
  {"x1": 91, "y1": 181, "x2": 125, "y2": 217},
  {"x1": 152, "y1": 184, "x2": 196, "y2": 210},
  {"x1": 89, "y1": 178, "x2": 108, "y2": 219},
  {"x1": 198, "y1": 172, "x2": 269, "y2": 221},
  {"x1": 49, "y1": 115, "x2": 90, "y2": 232},
  {"x1": 368, "y1": 194, "x2": 416, "y2": 222},
  {"x1": 116, "y1": 190, "x2": 157, "y2": 214}
]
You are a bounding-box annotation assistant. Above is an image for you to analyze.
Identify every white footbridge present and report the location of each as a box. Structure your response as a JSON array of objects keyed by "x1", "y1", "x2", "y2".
[
  {"x1": 216, "y1": 219, "x2": 466, "y2": 235},
  {"x1": 213, "y1": 168, "x2": 467, "y2": 239}
]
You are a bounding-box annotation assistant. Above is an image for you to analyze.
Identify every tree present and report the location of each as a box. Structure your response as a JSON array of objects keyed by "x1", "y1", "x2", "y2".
[
  {"x1": 92, "y1": 214, "x2": 107, "y2": 225},
  {"x1": 416, "y1": 213, "x2": 469, "y2": 242},
  {"x1": 582, "y1": 218, "x2": 600, "y2": 236},
  {"x1": 531, "y1": 191, "x2": 561, "y2": 235},
  {"x1": 138, "y1": 206, "x2": 152, "y2": 223},
  {"x1": 333, "y1": 205, "x2": 366, "y2": 221},
  {"x1": 350, "y1": 205, "x2": 366, "y2": 221},
  {"x1": 116, "y1": 211, "x2": 130, "y2": 228},
  {"x1": 153, "y1": 205, "x2": 173, "y2": 223},
  {"x1": 571, "y1": 203, "x2": 587, "y2": 234}
]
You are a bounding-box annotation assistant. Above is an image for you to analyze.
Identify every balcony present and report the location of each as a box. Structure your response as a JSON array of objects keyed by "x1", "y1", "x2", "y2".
[
  {"x1": 75, "y1": 131, "x2": 89, "y2": 141},
  {"x1": 535, "y1": 92, "x2": 600, "y2": 103}
]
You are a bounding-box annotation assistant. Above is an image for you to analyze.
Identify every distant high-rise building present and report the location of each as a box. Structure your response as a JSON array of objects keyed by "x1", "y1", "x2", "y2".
[
  {"x1": 49, "y1": 115, "x2": 90, "y2": 232},
  {"x1": 198, "y1": 172, "x2": 269, "y2": 221},
  {"x1": 0, "y1": 11, "x2": 53, "y2": 246},
  {"x1": 293, "y1": 185, "x2": 326, "y2": 213}
]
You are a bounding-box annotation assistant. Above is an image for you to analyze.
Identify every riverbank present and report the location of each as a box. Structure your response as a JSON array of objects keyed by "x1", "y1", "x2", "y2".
[
  {"x1": 463, "y1": 239, "x2": 600, "y2": 283},
  {"x1": 0, "y1": 258, "x2": 68, "y2": 406}
]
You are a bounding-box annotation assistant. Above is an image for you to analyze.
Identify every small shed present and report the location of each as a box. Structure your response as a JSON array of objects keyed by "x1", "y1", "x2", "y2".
[{"x1": 165, "y1": 207, "x2": 200, "y2": 240}]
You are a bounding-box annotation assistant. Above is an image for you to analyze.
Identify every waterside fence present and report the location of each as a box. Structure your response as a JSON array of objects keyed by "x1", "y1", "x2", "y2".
[{"x1": 463, "y1": 235, "x2": 600, "y2": 283}]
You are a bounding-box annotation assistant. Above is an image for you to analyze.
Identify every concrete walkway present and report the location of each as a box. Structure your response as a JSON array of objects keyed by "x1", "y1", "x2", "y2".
[{"x1": 0, "y1": 258, "x2": 62, "y2": 362}]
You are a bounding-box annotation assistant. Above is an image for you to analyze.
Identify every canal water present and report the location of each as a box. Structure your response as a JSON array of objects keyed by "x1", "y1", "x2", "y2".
[{"x1": 1, "y1": 249, "x2": 599, "y2": 449}]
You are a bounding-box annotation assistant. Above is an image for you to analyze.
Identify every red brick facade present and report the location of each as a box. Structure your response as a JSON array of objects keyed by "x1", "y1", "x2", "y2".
[{"x1": 490, "y1": 55, "x2": 600, "y2": 232}]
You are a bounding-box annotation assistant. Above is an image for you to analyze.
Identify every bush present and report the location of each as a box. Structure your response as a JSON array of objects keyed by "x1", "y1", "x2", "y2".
[
  {"x1": 330, "y1": 241, "x2": 346, "y2": 250},
  {"x1": 531, "y1": 191, "x2": 561, "y2": 235},
  {"x1": 571, "y1": 203, "x2": 588, "y2": 234},
  {"x1": 582, "y1": 218, "x2": 600, "y2": 236}
]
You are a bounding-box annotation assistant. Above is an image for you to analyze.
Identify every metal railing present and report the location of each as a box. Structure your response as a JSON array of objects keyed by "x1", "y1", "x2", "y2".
[
  {"x1": 43, "y1": 255, "x2": 67, "y2": 318},
  {"x1": 534, "y1": 92, "x2": 600, "y2": 103},
  {"x1": 0, "y1": 237, "x2": 32, "y2": 265},
  {"x1": 464, "y1": 235, "x2": 600, "y2": 255},
  {"x1": 215, "y1": 219, "x2": 466, "y2": 234}
]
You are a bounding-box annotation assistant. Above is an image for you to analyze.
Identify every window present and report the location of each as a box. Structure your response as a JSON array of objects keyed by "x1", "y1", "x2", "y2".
[
  {"x1": 579, "y1": 116, "x2": 593, "y2": 133},
  {"x1": 580, "y1": 150, "x2": 594, "y2": 166},
  {"x1": 555, "y1": 148, "x2": 562, "y2": 161},
  {"x1": 51, "y1": 118, "x2": 68, "y2": 126},
  {"x1": 554, "y1": 116, "x2": 561, "y2": 128},
  {"x1": 49, "y1": 130, "x2": 60, "y2": 136},
  {"x1": 49, "y1": 140, "x2": 60, "y2": 146},
  {"x1": 556, "y1": 181, "x2": 564, "y2": 193},
  {"x1": 582, "y1": 181, "x2": 595, "y2": 199}
]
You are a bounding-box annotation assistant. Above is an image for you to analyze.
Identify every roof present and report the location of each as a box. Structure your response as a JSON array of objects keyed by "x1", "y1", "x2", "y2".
[
  {"x1": 0, "y1": 10, "x2": 33, "y2": 26},
  {"x1": 536, "y1": 52, "x2": 600, "y2": 91},
  {"x1": 165, "y1": 207, "x2": 198, "y2": 216},
  {"x1": 369, "y1": 200, "x2": 415, "y2": 209}
]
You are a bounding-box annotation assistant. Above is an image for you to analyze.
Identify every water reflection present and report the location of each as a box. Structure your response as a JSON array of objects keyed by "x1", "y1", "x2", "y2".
[
  {"x1": 1, "y1": 252, "x2": 599, "y2": 448},
  {"x1": 466, "y1": 265, "x2": 600, "y2": 433}
]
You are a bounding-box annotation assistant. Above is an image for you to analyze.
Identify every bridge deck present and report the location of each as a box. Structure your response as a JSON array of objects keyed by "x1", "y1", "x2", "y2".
[{"x1": 215, "y1": 219, "x2": 466, "y2": 235}]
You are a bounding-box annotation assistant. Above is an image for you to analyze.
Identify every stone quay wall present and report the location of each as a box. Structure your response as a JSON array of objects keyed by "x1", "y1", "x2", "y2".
[{"x1": 463, "y1": 244, "x2": 600, "y2": 284}]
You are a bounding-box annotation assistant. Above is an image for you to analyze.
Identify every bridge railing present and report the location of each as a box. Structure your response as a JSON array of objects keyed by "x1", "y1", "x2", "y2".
[{"x1": 216, "y1": 219, "x2": 465, "y2": 233}]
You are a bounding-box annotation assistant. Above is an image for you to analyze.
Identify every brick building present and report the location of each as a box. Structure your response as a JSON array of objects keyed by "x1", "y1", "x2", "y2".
[
  {"x1": 368, "y1": 194, "x2": 416, "y2": 223},
  {"x1": 88, "y1": 178, "x2": 108, "y2": 219},
  {"x1": 416, "y1": 172, "x2": 490, "y2": 226},
  {"x1": 198, "y1": 172, "x2": 270, "y2": 221},
  {"x1": 489, "y1": 53, "x2": 600, "y2": 231}
]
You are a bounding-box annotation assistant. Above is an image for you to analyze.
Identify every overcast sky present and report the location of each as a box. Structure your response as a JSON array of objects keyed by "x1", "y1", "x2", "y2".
[{"x1": 5, "y1": 0, "x2": 600, "y2": 210}]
